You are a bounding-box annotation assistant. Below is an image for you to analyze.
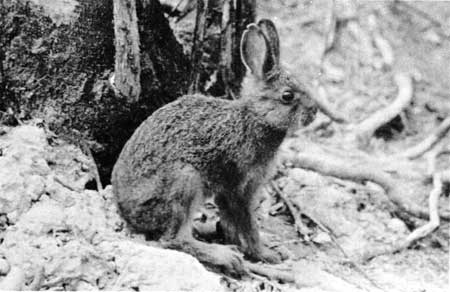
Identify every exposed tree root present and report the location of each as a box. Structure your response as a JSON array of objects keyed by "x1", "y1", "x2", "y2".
[
  {"x1": 426, "y1": 143, "x2": 450, "y2": 176},
  {"x1": 398, "y1": 117, "x2": 450, "y2": 159},
  {"x1": 362, "y1": 170, "x2": 449, "y2": 261},
  {"x1": 313, "y1": 85, "x2": 349, "y2": 124},
  {"x1": 282, "y1": 149, "x2": 450, "y2": 221},
  {"x1": 355, "y1": 73, "x2": 413, "y2": 142}
]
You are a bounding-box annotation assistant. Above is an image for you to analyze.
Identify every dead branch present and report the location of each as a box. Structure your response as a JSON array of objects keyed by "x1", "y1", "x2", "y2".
[
  {"x1": 270, "y1": 181, "x2": 313, "y2": 238},
  {"x1": 403, "y1": 171, "x2": 445, "y2": 244},
  {"x1": 245, "y1": 262, "x2": 295, "y2": 284},
  {"x1": 363, "y1": 170, "x2": 448, "y2": 261},
  {"x1": 355, "y1": 73, "x2": 413, "y2": 142},
  {"x1": 0, "y1": 266, "x2": 25, "y2": 291},
  {"x1": 284, "y1": 150, "x2": 450, "y2": 221},
  {"x1": 398, "y1": 117, "x2": 450, "y2": 159}
]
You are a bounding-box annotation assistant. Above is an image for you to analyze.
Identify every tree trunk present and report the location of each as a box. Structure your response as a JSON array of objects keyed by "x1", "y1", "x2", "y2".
[
  {"x1": 186, "y1": 0, "x2": 256, "y2": 97},
  {"x1": 0, "y1": 0, "x2": 255, "y2": 183},
  {"x1": 113, "y1": 0, "x2": 141, "y2": 103}
]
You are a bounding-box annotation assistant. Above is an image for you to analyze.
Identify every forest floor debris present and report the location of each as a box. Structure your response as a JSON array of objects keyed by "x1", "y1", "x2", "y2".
[{"x1": 0, "y1": 0, "x2": 449, "y2": 291}]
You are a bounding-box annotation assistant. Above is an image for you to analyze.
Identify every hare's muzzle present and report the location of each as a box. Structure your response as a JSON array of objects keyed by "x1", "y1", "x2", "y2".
[{"x1": 300, "y1": 104, "x2": 317, "y2": 126}]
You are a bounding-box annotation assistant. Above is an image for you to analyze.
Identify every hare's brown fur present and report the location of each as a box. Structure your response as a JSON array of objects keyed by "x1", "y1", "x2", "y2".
[{"x1": 112, "y1": 19, "x2": 316, "y2": 276}]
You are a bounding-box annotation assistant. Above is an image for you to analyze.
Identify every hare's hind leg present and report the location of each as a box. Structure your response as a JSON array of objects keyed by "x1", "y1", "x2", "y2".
[{"x1": 162, "y1": 163, "x2": 247, "y2": 277}]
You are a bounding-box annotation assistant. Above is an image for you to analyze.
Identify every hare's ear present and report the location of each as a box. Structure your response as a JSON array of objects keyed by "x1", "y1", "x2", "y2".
[
  {"x1": 240, "y1": 24, "x2": 274, "y2": 79},
  {"x1": 257, "y1": 19, "x2": 280, "y2": 65}
]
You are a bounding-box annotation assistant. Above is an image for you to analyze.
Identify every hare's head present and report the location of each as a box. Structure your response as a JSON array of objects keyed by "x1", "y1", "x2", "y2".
[{"x1": 240, "y1": 19, "x2": 317, "y2": 131}]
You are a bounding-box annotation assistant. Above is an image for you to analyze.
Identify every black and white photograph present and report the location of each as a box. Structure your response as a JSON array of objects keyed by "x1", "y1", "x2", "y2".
[{"x1": 0, "y1": 0, "x2": 449, "y2": 291}]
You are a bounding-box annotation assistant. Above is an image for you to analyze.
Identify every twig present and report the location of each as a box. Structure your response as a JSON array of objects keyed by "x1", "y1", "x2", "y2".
[
  {"x1": 81, "y1": 142, "x2": 103, "y2": 192},
  {"x1": 355, "y1": 73, "x2": 413, "y2": 142},
  {"x1": 270, "y1": 181, "x2": 313, "y2": 238},
  {"x1": 54, "y1": 176, "x2": 79, "y2": 192},
  {"x1": 398, "y1": 117, "x2": 450, "y2": 159}
]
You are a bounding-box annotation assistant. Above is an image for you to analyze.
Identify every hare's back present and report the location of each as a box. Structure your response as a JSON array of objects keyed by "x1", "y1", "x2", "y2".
[{"x1": 115, "y1": 94, "x2": 234, "y2": 178}]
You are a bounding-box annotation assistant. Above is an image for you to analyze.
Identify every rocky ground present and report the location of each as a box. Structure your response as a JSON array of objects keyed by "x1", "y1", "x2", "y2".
[
  {"x1": 1, "y1": 0, "x2": 449, "y2": 291},
  {"x1": 0, "y1": 123, "x2": 225, "y2": 291}
]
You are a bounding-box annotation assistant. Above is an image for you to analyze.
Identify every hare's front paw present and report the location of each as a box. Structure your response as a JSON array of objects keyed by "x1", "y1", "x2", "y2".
[{"x1": 210, "y1": 245, "x2": 248, "y2": 277}]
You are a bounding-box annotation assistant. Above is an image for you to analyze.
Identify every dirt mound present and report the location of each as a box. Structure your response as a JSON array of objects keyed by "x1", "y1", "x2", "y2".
[{"x1": 0, "y1": 123, "x2": 224, "y2": 291}]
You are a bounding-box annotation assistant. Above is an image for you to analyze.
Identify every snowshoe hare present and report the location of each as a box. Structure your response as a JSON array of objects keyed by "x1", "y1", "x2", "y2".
[{"x1": 112, "y1": 19, "x2": 317, "y2": 276}]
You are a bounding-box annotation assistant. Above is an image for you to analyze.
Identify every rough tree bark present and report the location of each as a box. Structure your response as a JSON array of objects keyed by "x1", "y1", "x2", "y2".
[
  {"x1": 113, "y1": 0, "x2": 141, "y2": 102},
  {"x1": 188, "y1": 0, "x2": 256, "y2": 97},
  {"x1": 0, "y1": 0, "x2": 256, "y2": 183}
]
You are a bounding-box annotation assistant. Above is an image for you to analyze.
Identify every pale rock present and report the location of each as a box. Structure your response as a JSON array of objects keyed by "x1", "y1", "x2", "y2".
[
  {"x1": 0, "y1": 165, "x2": 30, "y2": 216},
  {"x1": 386, "y1": 218, "x2": 408, "y2": 235},
  {"x1": 15, "y1": 199, "x2": 66, "y2": 236},
  {"x1": 99, "y1": 241, "x2": 225, "y2": 291},
  {"x1": 0, "y1": 258, "x2": 10, "y2": 275},
  {"x1": 25, "y1": 175, "x2": 46, "y2": 201}
]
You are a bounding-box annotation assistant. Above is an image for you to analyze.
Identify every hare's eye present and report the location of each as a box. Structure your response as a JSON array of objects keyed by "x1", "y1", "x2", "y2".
[{"x1": 280, "y1": 90, "x2": 295, "y2": 104}]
